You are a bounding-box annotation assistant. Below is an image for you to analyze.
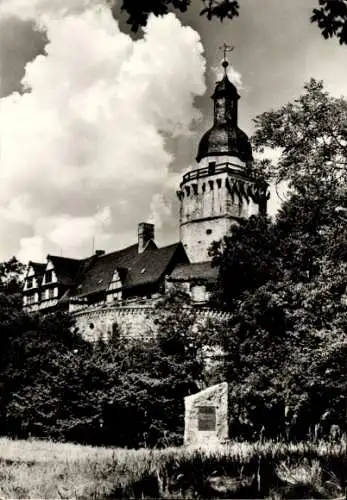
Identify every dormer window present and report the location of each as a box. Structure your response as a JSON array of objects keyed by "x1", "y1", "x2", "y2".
[{"x1": 109, "y1": 269, "x2": 122, "y2": 291}]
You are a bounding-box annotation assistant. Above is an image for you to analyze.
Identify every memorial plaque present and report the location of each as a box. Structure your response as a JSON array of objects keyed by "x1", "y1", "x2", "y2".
[{"x1": 198, "y1": 406, "x2": 216, "y2": 431}]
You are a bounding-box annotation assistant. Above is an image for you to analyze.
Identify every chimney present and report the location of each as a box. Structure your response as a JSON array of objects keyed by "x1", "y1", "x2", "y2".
[
  {"x1": 95, "y1": 250, "x2": 105, "y2": 257},
  {"x1": 138, "y1": 222, "x2": 154, "y2": 253}
]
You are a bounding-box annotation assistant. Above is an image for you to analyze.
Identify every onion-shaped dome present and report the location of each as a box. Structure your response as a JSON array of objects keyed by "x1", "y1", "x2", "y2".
[
  {"x1": 196, "y1": 124, "x2": 253, "y2": 163},
  {"x1": 196, "y1": 66, "x2": 253, "y2": 164}
]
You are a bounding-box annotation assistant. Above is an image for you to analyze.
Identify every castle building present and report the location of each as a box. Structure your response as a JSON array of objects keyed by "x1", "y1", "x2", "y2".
[{"x1": 22, "y1": 59, "x2": 269, "y2": 340}]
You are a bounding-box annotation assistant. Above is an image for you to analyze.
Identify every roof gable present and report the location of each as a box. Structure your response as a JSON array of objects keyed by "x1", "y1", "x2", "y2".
[
  {"x1": 70, "y1": 244, "x2": 139, "y2": 298},
  {"x1": 24, "y1": 262, "x2": 46, "y2": 290},
  {"x1": 25, "y1": 261, "x2": 45, "y2": 279},
  {"x1": 46, "y1": 255, "x2": 82, "y2": 286}
]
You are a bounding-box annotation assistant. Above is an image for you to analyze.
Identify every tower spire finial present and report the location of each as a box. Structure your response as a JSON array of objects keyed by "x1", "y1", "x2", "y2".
[{"x1": 219, "y1": 43, "x2": 234, "y2": 75}]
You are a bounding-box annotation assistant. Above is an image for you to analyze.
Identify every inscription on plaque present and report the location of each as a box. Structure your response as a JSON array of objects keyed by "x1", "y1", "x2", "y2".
[{"x1": 198, "y1": 406, "x2": 216, "y2": 431}]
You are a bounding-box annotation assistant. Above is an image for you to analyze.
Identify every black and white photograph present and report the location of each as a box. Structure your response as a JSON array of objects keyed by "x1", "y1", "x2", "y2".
[{"x1": 0, "y1": 0, "x2": 346, "y2": 498}]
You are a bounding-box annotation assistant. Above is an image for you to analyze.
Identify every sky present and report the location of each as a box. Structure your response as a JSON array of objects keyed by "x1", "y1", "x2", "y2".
[{"x1": 0, "y1": 0, "x2": 346, "y2": 263}]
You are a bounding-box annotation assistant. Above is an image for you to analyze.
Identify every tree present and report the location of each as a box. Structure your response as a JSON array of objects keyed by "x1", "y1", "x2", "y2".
[
  {"x1": 210, "y1": 215, "x2": 280, "y2": 308},
  {"x1": 117, "y1": 0, "x2": 239, "y2": 32},
  {"x1": 0, "y1": 310, "x2": 86, "y2": 439},
  {"x1": 0, "y1": 257, "x2": 25, "y2": 312},
  {"x1": 117, "y1": 0, "x2": 347, "y2": 45},
  {"x1": 311, "y1": 0, "x2": 347, "y2": 45},
  {"x1": 0, "y1": 257, "x2": 24, "y2": 294},
  {"x1": 252, "y1": 79, "x2": 347, "y2": 198},
  {"x1": 0, "y1": 285, "x2": 215, "y2": 447},
  {"x1": 102, "y1": 292, "x2": 209, "y2": 447},
  {"x1": 209, "y1": 80, "x2": 347, "y2": 440}
]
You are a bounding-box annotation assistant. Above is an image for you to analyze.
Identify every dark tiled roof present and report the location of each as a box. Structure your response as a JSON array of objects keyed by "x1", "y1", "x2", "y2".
[
  {"x1": 168, "y1": 261, "x2": 218, "y2": 283},
  {"x1": 122, "y1": 242, "x2": 184, "y2": 290},
  {"x1": 67, "y1": 240, "x2": 185, "y2": 299},
  {"x1": 70, "y1": 244, "x2": 140, "y2": 298},
  {"x1": 29, "y1": 261, "x2": 46, "y2": 276},
  {"x1": 47, "y1": 255, "x2": 82, "y2": 286}
]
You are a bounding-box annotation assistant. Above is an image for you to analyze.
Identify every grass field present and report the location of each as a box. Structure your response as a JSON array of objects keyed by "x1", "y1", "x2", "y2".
[{"x1": 0, "y1": 437, "x2": 346, "y2": 498}]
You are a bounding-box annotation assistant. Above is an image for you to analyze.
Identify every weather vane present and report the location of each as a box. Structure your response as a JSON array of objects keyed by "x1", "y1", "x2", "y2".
[
  {"x1": 219, "y1": 43, "x2": 234, "y2": 62},
  {"x1": 218, "y1": 43, "x2": 234, "y2": 75}
]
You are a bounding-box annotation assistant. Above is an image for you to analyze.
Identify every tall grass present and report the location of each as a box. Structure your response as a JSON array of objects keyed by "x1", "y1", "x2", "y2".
[{"x1": 0, "y1": 437, "x2": 345, "y2": 498}]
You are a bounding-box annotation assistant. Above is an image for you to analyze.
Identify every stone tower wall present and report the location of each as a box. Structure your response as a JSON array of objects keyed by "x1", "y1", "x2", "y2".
[
  {"x1": 179, "y1": 164, "x2": 260, "y2": 263},
  {"x1": 180, "y1": 217, "x2": 234, "y2": 263}
]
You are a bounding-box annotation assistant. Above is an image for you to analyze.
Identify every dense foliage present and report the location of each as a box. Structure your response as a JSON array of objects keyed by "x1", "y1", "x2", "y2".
[
  {"x1": 117, "y1": 0, "x2": 347, "y2": 45},
  {"x1": 209, "y1": 79, "x2": 347, "y2": 441},
  {"x1": 117, "y1": 0, "x2": 239, "y2": 32},
  {"x1": 311, "y1": 0, "x2": 347, "y2": 44},
  {"x1": 0, "y1": 269, "x2": 206, "y2": 446}
]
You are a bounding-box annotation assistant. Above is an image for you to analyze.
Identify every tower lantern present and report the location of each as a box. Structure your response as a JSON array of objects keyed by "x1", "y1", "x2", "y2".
[{"x1": 178, "y1": 49, "x2": 269, "y2": 263}]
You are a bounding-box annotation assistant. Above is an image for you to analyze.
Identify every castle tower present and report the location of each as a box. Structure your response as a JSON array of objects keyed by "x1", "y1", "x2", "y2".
[{"x1": 177, "y1": 55, "x2": 269, "y2": 263}]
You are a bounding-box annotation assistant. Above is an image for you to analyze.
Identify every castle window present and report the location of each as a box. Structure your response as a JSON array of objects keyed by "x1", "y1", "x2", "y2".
[
  {"x1": 206, "y1": 229, "x2": 212, "y2": 235},
  {"x1": 208, "y1": 162, "x2": 216, "y2": 175},
  {"x1": 202, "y1": 183, "x2": 206, "y2": 193},
  {"x1": 45, "y1": 270, "x2": 53, "y2": 283},
  {"x1": 26, "y1": 277, "x2": 34, "y2": 289},
  {"x1": 26, "y1": 293, "x2": 36, "y2": 305},
  {"x1": 48, "y1": 288, "x2": 55, "y2": 300},
  {"x1": 191, "y1": 284, "x2": 207, "y2": 303},
  {"x1": 217, "y1": 178, "x2": 222, "y2": 189},
  {"x1": 89, "y1": 323, "x2": 95, "y2": 330},
  {"x1": 112, "y1": 322, "x2": 120, "y2": 338}
]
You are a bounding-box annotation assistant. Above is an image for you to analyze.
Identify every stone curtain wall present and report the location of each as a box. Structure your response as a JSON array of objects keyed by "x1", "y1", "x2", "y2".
[
  {"x1": 73, "y1": 302, "x2": 231, "y2": 342},
  {"x1": 73, "y1": 302, "x2": 157, "y2": 342}
]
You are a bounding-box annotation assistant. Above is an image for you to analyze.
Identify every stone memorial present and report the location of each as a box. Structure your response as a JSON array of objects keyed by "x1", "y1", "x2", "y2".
[{"x1": 184, "y1": 382, "x2": 228, "y2": 446}]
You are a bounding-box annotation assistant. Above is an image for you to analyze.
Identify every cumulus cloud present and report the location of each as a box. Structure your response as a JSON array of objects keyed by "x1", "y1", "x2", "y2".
[
  {"x1": 0, "y1": 0, "x2": 206, "y2": 262},
  {"x1": 17, "y1": 236, "x2": 46, "y2": 263},
  {"x1": 148, "y1": 194, "x2": 172, "y2": 230}
]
